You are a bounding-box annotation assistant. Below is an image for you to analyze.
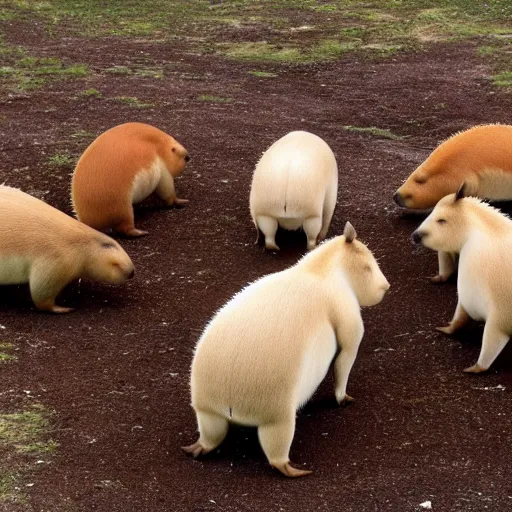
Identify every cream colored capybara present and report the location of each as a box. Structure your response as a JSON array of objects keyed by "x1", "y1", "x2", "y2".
[
  {"x1": 412, "y1": 184, "x2": 512, "y2": 373},
  {"x1": 250, "y1": 130, "x2": 338, "y2": 251},
  {"x1": 0, "y1": 186, "x2": 134, "y2": 313},
  {"x1": 183, "y1": 222, "x2": 389, "y2": 477},
  {"x1": 72, "y1": 122, "x2": 190, "y2": 237},
  {"x1": 394, "y1": 124, "x2": 512, "y2": 209}
]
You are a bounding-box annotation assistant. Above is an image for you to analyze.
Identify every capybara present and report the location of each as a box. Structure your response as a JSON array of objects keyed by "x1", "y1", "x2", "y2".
[{"x1": 72, "y1": 122, "x2": 190, "y2": 236}]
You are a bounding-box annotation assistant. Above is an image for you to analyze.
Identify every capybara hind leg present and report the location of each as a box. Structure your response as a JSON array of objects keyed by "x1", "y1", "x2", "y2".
[
  {"x1": 114, "y1": 212, "x2": 147, "y2": 237},
  {"x1": 432, "y1": 251, "x2": 457, "y2": 283},
  {"x1": 437, "y1": 302, "x2": 470, "y2": 335},
  {"x1": 30, "y1": 268, "x2": 73, "y2": 314},
  {"x1": 303, "y1": 217, "x2": 322, "y2": 251},
  {"x1": 182, "y1": 411, "x2": 229, "y2": 457},
  {"x1": 319, "y1": 184, "x2": 337, "y2": 241},
  {"x1": 464, "y1": 319, "x2": 509, "y2": 374},
  {"x1": 258, "y1": 417, "x2": 312, "y2": 477},
  {"x1": 256, "y1": 215, "x2": 280, "y2": 251}
]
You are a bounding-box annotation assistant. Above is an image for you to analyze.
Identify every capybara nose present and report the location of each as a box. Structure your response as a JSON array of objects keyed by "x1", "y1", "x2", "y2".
[
  {"x1": 411, "y1": 230, "x2": 424, "y2": 244},
  {"x1": 393, "y1": 191, "x2": 405, "y2": 207},
  {"x1": 185, "y1": 155, "x2": 190, "y2": 162},
  {"x1": 128, "y1": 268, "x2": 135, "y2": 279}
]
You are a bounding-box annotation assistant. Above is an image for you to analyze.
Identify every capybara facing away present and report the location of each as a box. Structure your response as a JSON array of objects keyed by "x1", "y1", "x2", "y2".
[
  {"x1": 394, "y1": 124, "x2": 512, "y2": 210},
  {"x1": 72, "y1": 122, "x2": 190, "y2": 237},
  {"x1": 183, "y1": 222, "x2": 389, "y2": 477},
  {"x1": 250, "y1": 130, "x2": 338, "y2": 251},
  {"x1": 0, "y1": 185, "x2": 134, "y2": 313}
]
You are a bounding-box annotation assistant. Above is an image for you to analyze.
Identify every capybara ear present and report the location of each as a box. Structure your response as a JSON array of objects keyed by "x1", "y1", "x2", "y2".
[
  {"x1": 344, "y1": 221, "x2": 357, "y2": 243},
  {"x1": 455, "y1": 182, "x2": 466, "y2": 202}
]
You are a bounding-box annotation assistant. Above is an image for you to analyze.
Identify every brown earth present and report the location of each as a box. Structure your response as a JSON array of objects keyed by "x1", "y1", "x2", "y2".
[{"x1": 1, "y1": 12, "x2": 512, "y2": 512}]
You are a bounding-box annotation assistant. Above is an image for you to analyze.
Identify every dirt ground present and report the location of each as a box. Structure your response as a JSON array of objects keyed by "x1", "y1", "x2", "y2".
[{"x1": 2, "y1": 7, "x2": 512, "y2": 512}]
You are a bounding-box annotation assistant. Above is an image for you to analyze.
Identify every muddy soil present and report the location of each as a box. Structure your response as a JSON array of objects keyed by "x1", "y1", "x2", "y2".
[{"x1": 1, "y1": 13, "x2": 512, "y2": 512}]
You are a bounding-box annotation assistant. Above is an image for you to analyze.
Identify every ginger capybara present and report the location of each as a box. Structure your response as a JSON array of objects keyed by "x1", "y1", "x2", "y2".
[
  {"x1": 72, "y1": 122, "x2": 190, "y2": 237},
  {"x1": 394, "y1": 124, "x2": 512, "y2": 209}
]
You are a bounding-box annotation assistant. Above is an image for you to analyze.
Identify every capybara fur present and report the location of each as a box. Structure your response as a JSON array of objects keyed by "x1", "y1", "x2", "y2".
[
  {"x1": 183, "y1": 222, "x2": 389, "y2": 477},
  {"x1": 0, "y1": 185, "x2": 134, "y2": 313},
  {"x1": 250, "y1": 131, "x2": 338, "y2": 251},
  {"x1": 72, "y1": 122, "x2": 190, "y2": 237},
  {"x1": 412, "y1": 184, "x2": 512, "y2": 373},
  {"x1": 394, "y1": 124, "x2": 512, "y2": 209}
]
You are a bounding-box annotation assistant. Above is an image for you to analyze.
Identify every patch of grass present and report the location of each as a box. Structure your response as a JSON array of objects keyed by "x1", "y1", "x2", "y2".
[
  {"x1": 0, "y1": 404, "x2": 56, "y2": 504},
  {"x1": 111, "y1": 96, "x2": 154, "y2": 108},
  {"x1": 105, "y1": 65, "x2": 132, "y2": 75},
  {"x1": 134, "y1": 68, "x2": 164, "y2": 79},
  {"x1": 248, "y1": 70, "x2": 278, "y2": 77},
  {"x1": 0, "y1": 51, "x2": 89, "y2": 91},
  {"x1": 0, "y1": 343, "x2": 16, "y2": 363},
  {"x1": 70, "y1": 130, "x2": 97, "y2": 139},
  {"x1": 48, "y1": 153, "x2": 75, "y2": 168},
  {"x1": 492, "y1": 71, "x2": 512, "y2": 88},
  {"x1": 343, "y1": 125, "x2": 404, "y2": 140},
  {"x1": 477, "y1": 45, "x2": 501, "y2": 56},
  {"x1": 79, "y1": 88, "x2": 103, "y2": 98},
  {"x1": 198, "y1": 94, "x2": 233, "y2": 103}
]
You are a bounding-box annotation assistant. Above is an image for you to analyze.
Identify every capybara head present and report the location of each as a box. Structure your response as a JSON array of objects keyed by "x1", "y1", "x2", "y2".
[
  {"x1": 169, "y1": 137, "x2": 190, "y2": 177},
  {"x1": 411, "y1": 183, "x2": 470, "y2": 253},
  {"x1": 85, "y1": 237, "x2": 135, "y2": 284},
  {"x1": 393, "y1": 166, "x2": 463, "y2": 210},
  {"x1": 341, "y1": 222, "x2": 390, "y2": 307}
]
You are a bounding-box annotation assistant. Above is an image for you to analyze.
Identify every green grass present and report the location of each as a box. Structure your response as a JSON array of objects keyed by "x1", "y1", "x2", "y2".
[
  {"x1": 110, "y1": 96, "x2": 154, "y2": 108},
  {"x1": 492, "y1": 71, "x2": 512, "y2": 88},
  {"x1": 343, "y1": 125, "x2": 404, "y2": 140},
  {"x1": 105, "y1": 65, "x2": 132, "y2": 75},
  {"x1": 70, "y1": 129, "x2": 97, "y2": 139},
  {"x1": 0, "y1": 404, "x2": 56, "y2": 504},
  {"x1": 198, "y1": 94, "x2": 233, "y2": 103},
  {"x1": 79, "y1": 88, "x2": 103, "y2": 98},
  {"x1": 0, "y1": 343, "x2": 16, "y2": 363},
  {"x1": 48, "y1": 153, "x2": 76, "y2": 167},
  {"x1": 248, "y1": 70, "x2": 278, "y2": 77}
]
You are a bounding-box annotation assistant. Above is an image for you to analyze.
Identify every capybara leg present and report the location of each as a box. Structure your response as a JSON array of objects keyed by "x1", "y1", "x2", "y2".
[
  {"x1": 437, "y1": 302, "x2": 470, "y2": 335},
  {"x1": 30, "y1": 270, "x2": 73, "y2": 314},
  {"x1": 156, "y1": 169, "x2": 188, "y2": 207},
  {"x1": 319, "y1": 185, "x2": 337, "y2": 241},
  {"x1": 464, "y1": 319, "x2": 509, "y2": 374},
  {"x1": 258, "y1": 417, "x2": 311, "y2": 477},
  {"x1": 182, "y1": 411, "x2": 229, "y2": 457},
  {"x1": 431, "y1": 251, "x2": 457, "y2": 283},
  {"x1": 303, "y1": 217, "x2": 322, "y2": 251},
  {"x1": 256, "y1": 215, "x2": 280, "y2": 251},
  {"x1": 114, "y1": 212, "x2": 147, "y2": 237},
  {"x1": 333, "y1": 343, "x2": 360, "y2": 405}
]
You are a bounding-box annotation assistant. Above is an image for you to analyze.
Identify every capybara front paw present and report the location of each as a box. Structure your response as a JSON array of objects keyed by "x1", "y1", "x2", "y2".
[
  {"x1": 173, "y1": 197, "x2": 189, "y2": 207},
  {"x1": 463, "y1": 364, "x2": 487, "y2": 374},
  {"x1": 124, "y1": 228, "x2": 148, "y2": 237},
  {"x1": 272, "y1": 461, "x2": 312, "y2": 478},
  {"x1": 336, "y1": 393, "x2": 355, "y2": 407},
  {"x1": 436, "y1": 325, "x2": 454, "y2": 335},
  {"x1": 430, "y1": 274, "x2": 450, "y2": 284},
  {"x1": 182, "y1": 441, "x2": 209, "y2": 458},
  {"x1": 265, "y1": 242, "x2": 280, "y2": 251}
]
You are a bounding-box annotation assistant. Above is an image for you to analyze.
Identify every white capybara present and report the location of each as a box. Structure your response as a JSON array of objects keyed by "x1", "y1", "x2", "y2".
[
  {"x1": 250, "y1": 131, "x2": 338, "y2": 251},
  {"x1": 0, "y1": 186, "x2": 134, "y2": 313},
  {"x1": 72, "y1": 122, "x2": 190, "y2": 237},
  {"x1": 394, "y1": 124, "x2": 512, "y2": 210},
  {"x1": 412, "y1": 183, "x2": 512, "y2": 373},
  {"x1": 183, "y1": 222, "x2": 389, "y2": 477}
]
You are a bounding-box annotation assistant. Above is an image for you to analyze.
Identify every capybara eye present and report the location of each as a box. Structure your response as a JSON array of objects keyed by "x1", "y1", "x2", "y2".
[
  {"x1": 172, "y1": 147, "x2": 176, "y2": 153},
  {"x1": 437, "y1": 218, "x2": 447, "y2": 224},
  {"x1": 364, "y1": 264, "x2": 372, "y2": 272},
  {"x1": 414, "y1": 176, "x2": 426, "y2": 184},
  {"x1": 101, "y1": 242, "x2": 116, "y2": 249}
]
